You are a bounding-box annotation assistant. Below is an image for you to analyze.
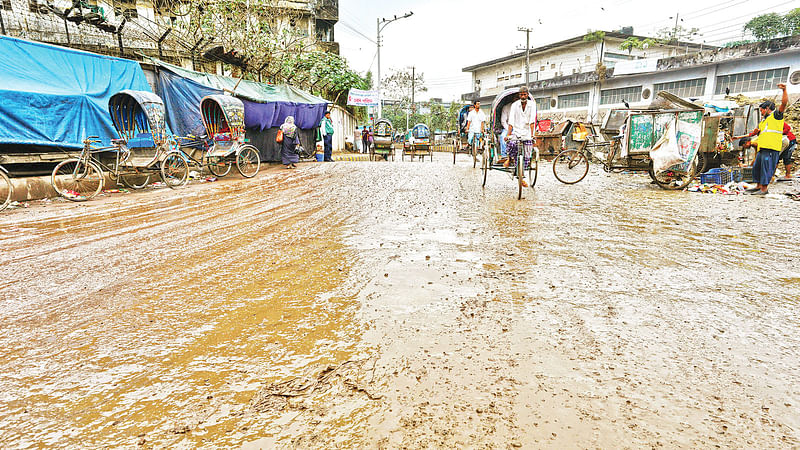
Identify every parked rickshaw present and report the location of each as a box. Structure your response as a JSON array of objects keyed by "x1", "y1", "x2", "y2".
[
  {"x1": 552, "y1": 92, "x2": 702, "y2": 189},
  {"x1": 199, "y1": 95, "x2": 261, "y2": 177},
  {"x1": 51, "y1": 90, "x2": 190, "y2": 201},
  {"x1": 482, "y1": 88, "x2": 538, "y2": 199},
  {"x1": 403, "y1": 123, "x2": 433, "y2": 161},
  {"x1": 371, "y1": 118, "x2": 395, "y2": 161},
  {"x1": 452, "y1": 104, "x2": 473, "y2": 164}
]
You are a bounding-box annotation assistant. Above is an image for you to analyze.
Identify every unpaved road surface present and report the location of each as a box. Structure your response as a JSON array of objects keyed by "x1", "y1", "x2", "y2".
[{"x1": 2, "y1": 157, "x2": 800, "y2": 448}]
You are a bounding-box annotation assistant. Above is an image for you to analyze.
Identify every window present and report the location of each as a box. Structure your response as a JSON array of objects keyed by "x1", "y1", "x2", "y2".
[
  {"x1": 540, "y1": 65, "x2": 545, "y2": 71},
  {"x1": 715, "y1": 67, "x2": 789, "y2": 95},
  {"x1": 550, "y1": 63, "x2": 556, "y2": 69},
  {"x1": 585, "y1": 55, "x2": 591, "y2": 62},
  {"x1": 654, "y1": 78, "x2": 706, "y2": 98},
  {"x1": 558, "y1": 92, "x2": 590, "y2": 109},
  {"x1": 600, "y1": 86, "x2": 642, "y2": 105},
  {"x1": 534, "y1": 97, "x2": 550, "y2": 111},
  {"x1": 528, "y1": 71, "x2": 538, "y2": 82}
]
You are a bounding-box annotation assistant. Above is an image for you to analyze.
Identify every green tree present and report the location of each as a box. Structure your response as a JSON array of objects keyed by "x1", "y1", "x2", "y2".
[
  {"x1": 744, "y1": 12, "x2": 787, "y2": 41},
  {"x1": 619, "y1": 37, "x2": 657, "y2": 55},
  {"x1": 783, "y1": 8, "x2": 800, "y2": 35}
]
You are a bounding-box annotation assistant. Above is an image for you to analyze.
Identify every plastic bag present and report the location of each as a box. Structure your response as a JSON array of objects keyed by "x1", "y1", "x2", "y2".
[
  {"x1": 650, "y1": 119, "x2": 683, "y2": 173},
  {"x1": 276, "y1": 129, "x2": 284, "y2": 143}
]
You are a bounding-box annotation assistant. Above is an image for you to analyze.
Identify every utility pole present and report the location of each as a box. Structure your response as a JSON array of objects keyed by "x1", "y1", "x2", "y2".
[
  {"x1": 377, "y1": 11, "x2": 413, "y2": 120},
  {"x1": 672, "y1": 13, "x2": 680, "y2": 42},
  {"x1": 518, "y1": 27, "x2": 532, "y2": 88},
  {"x1": 411, "y1": 66, "x2": 415, "y2": 113}
]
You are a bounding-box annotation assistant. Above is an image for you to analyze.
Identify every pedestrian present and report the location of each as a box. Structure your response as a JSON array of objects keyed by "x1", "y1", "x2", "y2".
[
  {"x1": 732, "y1": 83, "x2": 788, "y2": 195},
  {"x1": 504, "y1": 86, "x2": 537, "y2": 187},
  {"x1": 361, "y1": 126, "x2": 371, "y2": 154},
  {"x1": 279, "y1": 115, "x2": 300, "y2": 169},
  {"x1": 736, "y1": 121, "x2": 796, "y2": 181},
  {"x1": 320, "y1": 110, "x2": 335, "y2": 162},
  {"x1": 464, "y1": 100, "x2": 487, "y2": 158},
  {"x1": 367, "y1": 126, "x2": 374, "y2": 152}
]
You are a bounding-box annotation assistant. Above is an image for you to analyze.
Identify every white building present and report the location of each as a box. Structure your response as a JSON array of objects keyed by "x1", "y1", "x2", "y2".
[{"x1": 463, "y1": 31, "x2": 800, "y2": 124}]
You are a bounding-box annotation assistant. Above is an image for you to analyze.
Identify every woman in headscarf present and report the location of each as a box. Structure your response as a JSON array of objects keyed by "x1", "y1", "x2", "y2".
[{"x1": 280, "y1": 116, "x2": 300, "y2": 169}]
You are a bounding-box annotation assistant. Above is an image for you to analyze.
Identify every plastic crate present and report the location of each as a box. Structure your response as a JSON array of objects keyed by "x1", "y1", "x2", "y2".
[
  {"x1": 741, "y1": 167, "x2": 753, "y2": 182},
  {"x1": 729, "y1": 167, "x2": 743, "y2": 182},
  {"x1": 700, "y1": 169, "x2": 731, "y2": 185}
]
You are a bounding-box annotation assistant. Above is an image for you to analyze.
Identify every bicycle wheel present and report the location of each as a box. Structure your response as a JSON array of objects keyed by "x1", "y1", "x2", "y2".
[
  {"x1": 51, "y1": 159, "x2": 104, "y2": 201},
  {"x1": 472, "y1": 141, "x2": 478, "y2": 168},
  {"x1": 236, "y1": 144, "x2": 260, "y2": 178},
  {"x1": 552, "y1": 149, "x2": 589, "y2": 184},
  {"x1": 481, "y1": 144, "x2": 489, "y2": 187},
  {"x1": 517, "y1": 153, "x2": 525, "y2": 200},
  {"x1": 0, "y1": 170, "x2": 12, "y2": 211},
  {"x1": 160, "y1": 152, "x2": 189, "y2": 188},
  {"x1": 529, "y1": 149, "x2": 539, "y2": 187},
  {"x1": 119, "y1": 169, "x2": 151, "y2": 189},
  {"x1": 207, "y1": 156, "x2": 232, "y2": 177},
  {"x1": 648, "y1": 159, "x2": 697, "y2": 190}
]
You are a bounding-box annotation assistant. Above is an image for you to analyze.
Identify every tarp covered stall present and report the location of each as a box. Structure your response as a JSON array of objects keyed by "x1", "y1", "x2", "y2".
[
  {"x1": 0, "y1": 36, "x2": 152, "y2": 163},
  {"x1": 151, "y1": 59, "x2": 328, "y2": 162}
]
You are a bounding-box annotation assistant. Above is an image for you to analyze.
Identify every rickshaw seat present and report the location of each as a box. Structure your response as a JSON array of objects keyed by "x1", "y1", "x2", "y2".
[{"x1": 127, "y1": 132, "x2": 155, "y2": 149}]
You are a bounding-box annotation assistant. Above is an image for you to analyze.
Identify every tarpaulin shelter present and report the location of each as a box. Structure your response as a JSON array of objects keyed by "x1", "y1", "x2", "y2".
[
  {"x1": 151, "y1": 59, "x2": 328, "y2": 162},
  {"x1": 0, "y1": 36, "x2": 152, "y2": 162}
]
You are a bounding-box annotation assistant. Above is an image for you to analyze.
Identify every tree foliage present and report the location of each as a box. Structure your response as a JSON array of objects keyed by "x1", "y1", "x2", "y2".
[
  {"x1": 787, "y1": 8, "x2": 800, "y2": 35},
  {"x1": 655, "y1": 25, "x2": 700, "y2": 43},
  {"x1": 160, "y1": 0, "x2": 368, "y2": 105},
  {"x1": 744, "y1": 12, "x2": 787, "y2": 41},
  {"x1": 619, "y1": 37, "x2": 657, "y2": 55}
]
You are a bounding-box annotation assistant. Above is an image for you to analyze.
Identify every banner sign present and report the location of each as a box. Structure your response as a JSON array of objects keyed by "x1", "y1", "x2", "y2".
[
  {"x1": 347, "y1": 89, "x2": 380, "y2": 107},
  {"x1": 613, "y1": 58, "x2": 659, "y2": 76}
]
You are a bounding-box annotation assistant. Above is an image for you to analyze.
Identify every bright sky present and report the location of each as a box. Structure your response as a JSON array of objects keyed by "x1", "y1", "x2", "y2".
[{"x1": 335, "y1": 0, "x2": 797, "y2": 102}]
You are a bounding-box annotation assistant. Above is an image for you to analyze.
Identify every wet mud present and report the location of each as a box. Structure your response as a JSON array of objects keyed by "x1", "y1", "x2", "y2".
[{"x1": 1, "y1": 157, "x2": 799, "y2": 448}]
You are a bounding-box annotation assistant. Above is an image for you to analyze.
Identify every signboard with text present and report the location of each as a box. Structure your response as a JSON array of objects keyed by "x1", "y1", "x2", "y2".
[{"x1": 347, "y1": 89, "x2": 380, "y2": 107}]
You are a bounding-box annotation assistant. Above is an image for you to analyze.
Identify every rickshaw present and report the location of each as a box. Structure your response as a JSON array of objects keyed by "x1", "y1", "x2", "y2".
[
  {"x1": 452, "y1": 104, "x2": 473, "y2": 164},
  {"x1": 552, "y1": 92, "x2": 702, "y2": 189},
  {"x1": 482, "y1": 88, "x2": 538, "y2": 200},
  {"x1": 199, "y1": 95, "x2": 261, "y2": 178},
  {"x1": 51, "y1": 90, "x2": 190, "y2": 201},
  {"x1": 402, "y1": 123, "x2": 433, "y2": 161},
  {"x1": 371, "y1": 118, "x2": 395, "y2": 161}
]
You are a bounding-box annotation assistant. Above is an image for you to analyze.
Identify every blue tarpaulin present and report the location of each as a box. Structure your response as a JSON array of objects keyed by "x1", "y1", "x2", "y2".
[
  {"x1": 0, "y1": 36, "x2": 152, "y2": 149},
  {"x1": 151, "y1": 58, "x2": 328, "y2": 162}
]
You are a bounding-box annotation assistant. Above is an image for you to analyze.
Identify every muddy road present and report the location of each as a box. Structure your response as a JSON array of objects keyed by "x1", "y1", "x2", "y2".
[{"x1": 1, "y1": 156, "x2": 799, "y2": 448}]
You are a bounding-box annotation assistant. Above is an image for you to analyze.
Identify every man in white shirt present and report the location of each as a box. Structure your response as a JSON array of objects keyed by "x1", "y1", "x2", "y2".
[
  {"x1": 504, "y1": 86, "x2": 537, "y2": 186},
  {"x1": 464, "y1": 100, "x2": 487, "y2": 159}
]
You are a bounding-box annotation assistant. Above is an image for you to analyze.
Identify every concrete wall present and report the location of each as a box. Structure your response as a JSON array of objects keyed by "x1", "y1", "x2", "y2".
[{"x1": 329, "y1": 105, "x2": 357, "y2": 152}]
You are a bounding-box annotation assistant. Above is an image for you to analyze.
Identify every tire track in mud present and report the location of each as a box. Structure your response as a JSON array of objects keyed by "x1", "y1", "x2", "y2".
[{"x1": 2, "y1": 159, "x2": 800, "y2": 448}]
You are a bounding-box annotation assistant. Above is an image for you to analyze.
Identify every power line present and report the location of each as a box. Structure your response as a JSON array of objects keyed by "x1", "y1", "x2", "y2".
[{"x1": 337, "y1": 19, "x2": 376, "y2": 44}]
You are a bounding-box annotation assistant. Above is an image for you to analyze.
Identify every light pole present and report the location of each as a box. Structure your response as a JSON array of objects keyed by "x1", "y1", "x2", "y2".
[{"x1": 377, "y1": 11, "x2": 413, "y2": 119}]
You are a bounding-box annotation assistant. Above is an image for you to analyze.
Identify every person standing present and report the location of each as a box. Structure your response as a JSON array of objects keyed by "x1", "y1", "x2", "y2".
[
  {"x1": 279, "y1": 116, "x2": 300, "y2": 169},
  {"x1": 733, "y1": 84, "x2": 788, "y2": 195},
  {"x1": 320, "y1": 110, "x2": 335, "y2": 162},
  {"x1": 504, "y1": 86, "x2": 537, "y2": 187},
  {"x1": 779, "y1": 123, "x2": 797, "y2": 180},
  {"x1": 464, "y1": 100, "x2": 487, "y2": 162},
  {"x1": 498, "y1": 101, "x2": 512, "y2": 164}
]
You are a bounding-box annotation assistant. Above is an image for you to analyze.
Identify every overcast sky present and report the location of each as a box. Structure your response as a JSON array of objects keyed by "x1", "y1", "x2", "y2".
[{"x1": 334, "y1": 0, "x2": 796, "y2": 101}]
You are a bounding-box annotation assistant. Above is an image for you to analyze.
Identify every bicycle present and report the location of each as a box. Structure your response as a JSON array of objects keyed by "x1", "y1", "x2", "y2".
[
  {"x1": 552, "y1": 135, "x2": 623, "y2": 184},
  {"x1": 51, "y1": 136, "x2": 189, "y2": 202},
  {"x1": 482, "y1": 137, "x2": 538, "y2": 200},
  {"x1": 0, "y1": 164, "x2": 13, "y2": 211}
]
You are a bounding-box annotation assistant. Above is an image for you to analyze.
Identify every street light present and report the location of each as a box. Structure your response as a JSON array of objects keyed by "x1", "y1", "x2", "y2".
[{"x1": 377, "y1": 11, "x2": 413, "y2": 119}]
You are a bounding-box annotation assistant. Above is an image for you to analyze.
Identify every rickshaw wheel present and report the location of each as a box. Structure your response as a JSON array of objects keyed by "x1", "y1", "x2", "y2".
[
  {"x1": 160, "y1": 152, "x2": 190, "y2": 188},
  {"x1": 236, "y1": 144, "x2": 261, "y2": 178},
  {"x1": 648, "y1": 159, "x2": 697, "y2": 190},
  {"x1": 0, "y1": 170, "x2": 11, "y2": 211},
  {"x1": 207, "y1": 157, "x2": 232, "y2": 177},
  {"x1": 517, "y1": 154, "x2": 525, "y2": 200},
  {"x1": 51, "y1": 158, "x2": 104, "y2": 201},
  {"x1": 481, "y1": 146, "x2": 489, "y2": 187},
  {"x1": 119, "y1": 169, "x2": 151, "y2": 190},
  {"x1": 529, "y1": 152, "x2": 539, "y2": 187},
  {"x1": 552, "y1": 149, "x2": 589, "y2": 184}
]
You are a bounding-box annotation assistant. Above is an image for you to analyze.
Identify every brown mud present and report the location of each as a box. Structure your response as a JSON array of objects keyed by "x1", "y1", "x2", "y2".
[{"x1": 1, "y1": 157, "x2": 799, "y2": 448}]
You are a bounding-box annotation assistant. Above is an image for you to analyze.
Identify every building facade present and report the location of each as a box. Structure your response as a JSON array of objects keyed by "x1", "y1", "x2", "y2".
[{"x1": 462, "y1": 31, "x2": 800, "y2": 124}]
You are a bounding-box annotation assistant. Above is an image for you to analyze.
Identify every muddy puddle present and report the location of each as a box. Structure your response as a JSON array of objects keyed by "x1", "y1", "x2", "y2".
[{"x1": 1, "y1": 157, "x2": 799, "y2": 448}]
